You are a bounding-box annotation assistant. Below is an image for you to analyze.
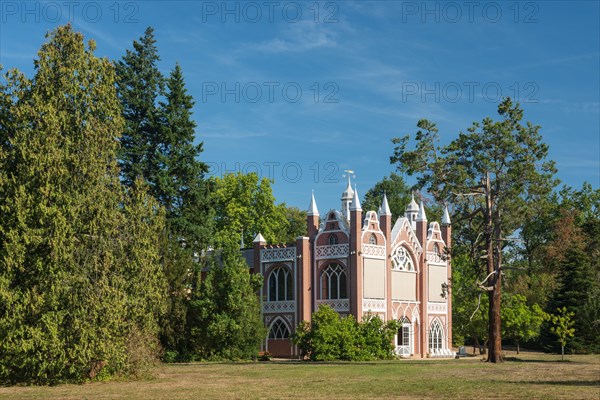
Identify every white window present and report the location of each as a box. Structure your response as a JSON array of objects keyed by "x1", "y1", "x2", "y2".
[
  {"x1": 268, "y1": 319, "x2": 290, "y2": 339},
  {"x1": 391, "y1": 246, "x2": 415, "y2": 271},
  {"x1": 429, "y1": 319, "x2": 444, "y2": 351},
  {"x1": 320, "y1": 263, "x2": 347, "y2": 300},
  {"x1": 396, "y1": 317, "x2": 413, "y2": 356},
  {"x1": 268, "y1": 267, "x2": 293, "y2": 302}
]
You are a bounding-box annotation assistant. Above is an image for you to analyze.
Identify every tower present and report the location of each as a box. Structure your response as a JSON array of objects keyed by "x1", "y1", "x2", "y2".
[
  {"x1": 341, "y1": 175, "x2": 354, "y2": 220},
  {"x1": 415, "y1": 202, "x2": 428, "y2": 357},
  {"x1": 379, "y1": 193, "x2": 393, "y2": 315},
  {"x1": 405, "y1": 193, "x2": 420, "y2": 229},
  {"x1": 349, "y1": 186, "x2": 363, "y2": 317}
]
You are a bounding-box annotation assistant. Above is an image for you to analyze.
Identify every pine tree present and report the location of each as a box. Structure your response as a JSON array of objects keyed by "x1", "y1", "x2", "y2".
[
  {"x1": 391, "y1": 99, "x2": 558, "y2": 362},
  {"x1": 157, "y1": 63, "x2": 213, "y2": 246},
  {"x1": 0, "y1": 25, "x2": 166, "y2": 383},
  {"x1": 115, "y1": 26, "x2": 164, "y2": 188},
  {"x1": 116, "y1": 30, "x2": 214, "y2": 359}
]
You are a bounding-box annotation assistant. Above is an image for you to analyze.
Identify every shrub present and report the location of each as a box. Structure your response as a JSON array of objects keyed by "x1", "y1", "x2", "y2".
[{"x1": 292, "y1": 305, "x2": 399, "y2": 361}]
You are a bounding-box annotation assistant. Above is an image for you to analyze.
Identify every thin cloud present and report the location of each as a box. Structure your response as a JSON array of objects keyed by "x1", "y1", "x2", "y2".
[{"x1": 243, "y1": 21, "x2": 338, "y2": 54}]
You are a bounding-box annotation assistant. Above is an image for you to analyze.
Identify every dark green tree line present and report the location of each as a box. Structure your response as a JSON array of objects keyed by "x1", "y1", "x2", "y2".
[{"x1": 0, "y1": 25, "x2": 166, "y2": 383}]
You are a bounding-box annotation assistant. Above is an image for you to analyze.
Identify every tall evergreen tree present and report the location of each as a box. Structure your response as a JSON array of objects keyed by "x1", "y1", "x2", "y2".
[
  {"x1": 0, "y1": 25, "x2": 166, "y2": 383},
  {"x1": 116, "y1": 30, "x2": 214, "y2": 359},
  {"x1": 115, "y1": 26, "x2": 164, "y2": 188},
  {"x1": 157, "y1": 63, "x2": 213, "y2": 245}
]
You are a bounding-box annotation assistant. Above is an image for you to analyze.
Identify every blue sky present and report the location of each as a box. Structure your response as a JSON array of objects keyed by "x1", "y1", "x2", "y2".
[{"x1": 1, "y1": 1, "x2": 599, "y2": 212}]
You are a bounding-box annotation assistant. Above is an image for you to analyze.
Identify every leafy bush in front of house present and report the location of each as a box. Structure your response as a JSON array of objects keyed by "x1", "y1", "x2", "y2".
[{"x1": 292, "y1": 305, "x2": 399, "y2": 361}]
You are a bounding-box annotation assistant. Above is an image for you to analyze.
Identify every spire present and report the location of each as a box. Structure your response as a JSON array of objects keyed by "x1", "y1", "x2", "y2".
[
  {"x1": 307, "y1": 190, "x2": 319, "y2": 216},
  {"x1": 442, "y1": 204, "x2": 451, "y2": 225},
  {"x1": 253, "y1": 232, "x2": 266, "y2": 243},
  {"x1": 350, "y1": 185, "x2": 362, "y2": 211},
  {"x1": 380, "y1": 192, "x2": 391, "y2": 216},
  {"x1": 416, "y1": 201, "x2": 427, "y2": 221}
]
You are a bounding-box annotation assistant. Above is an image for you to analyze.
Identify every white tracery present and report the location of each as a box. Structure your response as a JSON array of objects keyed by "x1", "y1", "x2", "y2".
[
  {"x1": 269, "y1": 318, "x2": 291, "y2": 339},
  {"x1": 320, "y1": 263, "x2": 347, "y2": 300},
  {"x1": 391, "y1": 246, "x2": 415, "y2": 271},
  {"x1": 268, "y1": 266, "x2": 293, "y2": 302},
  {"x1": 429, "y1": 319, "x2": 444, "y2": 351}
]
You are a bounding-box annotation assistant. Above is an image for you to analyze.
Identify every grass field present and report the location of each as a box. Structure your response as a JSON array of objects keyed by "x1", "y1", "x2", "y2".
[{"x1": 1, "y1": 351, "x2": 598, "y2": 399}]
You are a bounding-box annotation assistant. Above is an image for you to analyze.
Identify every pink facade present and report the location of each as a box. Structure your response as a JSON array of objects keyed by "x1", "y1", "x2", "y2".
[{"x1": 252, "y1": 179, "x2": 453, "y2": 358}]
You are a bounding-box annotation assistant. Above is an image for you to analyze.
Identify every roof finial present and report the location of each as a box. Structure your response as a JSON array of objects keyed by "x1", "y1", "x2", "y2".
[
  {"x1": 442, "y1": 204, "x2": 451, "y2": 225},
  {"x1": 350, "y1": 184, "x2": 362, "y2": 211},
  {"x1": 416, "y1": 201, "x2": 427, "y2": 221},
  {"x1": 380, "y1": 191, "x2": 391, "y2": 216},
  {"x1": 308, "y1": 190, "x2": 319, "y2": 216}
]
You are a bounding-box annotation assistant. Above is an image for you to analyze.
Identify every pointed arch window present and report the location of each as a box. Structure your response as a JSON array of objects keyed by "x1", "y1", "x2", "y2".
[
  {"x1": 397, "y1": 316, "x2": 413, "y2": 356},
  {"x1": 429, "y1": 319, "x2": 444, "y2": 351},
  {"x1": 391, "y1": 246, "x2": 415, "y2": 271},
  {"x1": 369, "y1": 234, "x2": 377, "y2": 245},
  {"x1": 320, "y1": 263, "x2": 347, "y2": 300},
  {"x1": 268, "y1": 266, "x2": 293, "y2": 301},
  {"x1": 328, "y1": 234, "x2": 338, "y2": 245},
  {"x1": 434, "y1": 243, "x2": 441, "y2": 258},
  {"x1": 268, "y1": 319, "x2": 290, "y2": 339}
]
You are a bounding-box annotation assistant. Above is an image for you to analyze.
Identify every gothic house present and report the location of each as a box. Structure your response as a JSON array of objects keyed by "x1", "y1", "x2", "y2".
[{"x1": 246, "y1": 178, "x2": 453, "y2": 358}]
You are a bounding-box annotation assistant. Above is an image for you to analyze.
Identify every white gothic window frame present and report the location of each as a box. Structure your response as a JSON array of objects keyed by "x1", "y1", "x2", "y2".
[
  {"x1": 268, "y1": 318, "x2": 291, "y2": 340},
  {"x1": 320, "y1": 263, "x2": 348, "y2": 300},
  {"x1": 268, "y1": 266, "x2": 293, "y2": 302},
  {"x1": 391, "y1": 246, "x2": 416, "y2": 272},
  {"x1": 428, "y1": 319, "x2": 444, "y2": 351}
]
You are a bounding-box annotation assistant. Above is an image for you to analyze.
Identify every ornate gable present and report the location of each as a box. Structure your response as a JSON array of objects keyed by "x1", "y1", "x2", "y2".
[{"x1": 390, "y1": 217, "x2": 423, "y2": 257}]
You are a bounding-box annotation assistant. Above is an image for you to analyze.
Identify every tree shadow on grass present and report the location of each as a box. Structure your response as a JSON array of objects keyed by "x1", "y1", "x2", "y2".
[
  {"x1": 513, "y1": 380, "x2": 600, "y2": 387},
  {"x1": 504, "y1": 357, "x2": 580, "y2": 363}
]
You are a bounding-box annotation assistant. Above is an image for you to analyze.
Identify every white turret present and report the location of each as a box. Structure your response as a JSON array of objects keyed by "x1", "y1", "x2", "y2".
[
  {"x1": 406, "y1": 193, "x2": 420, "y2": 228},
  {"x1": 341, "y1": 175, "x2": 354, "y2": 219}
]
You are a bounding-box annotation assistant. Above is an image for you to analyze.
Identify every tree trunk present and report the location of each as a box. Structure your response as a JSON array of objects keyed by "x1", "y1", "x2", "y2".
[
  {"x1": 561, "y1": 345, "x2": 564, "y2": 361},
  {"x1": 516, "y1": 340, "x2": 520, "y2": 355},
  {"x1": 485, "y1": 172, "x2": 503, "y2": 363}
]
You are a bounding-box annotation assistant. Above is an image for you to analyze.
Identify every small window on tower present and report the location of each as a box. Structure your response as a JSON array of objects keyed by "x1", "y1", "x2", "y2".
[
  {"x1": 329, "y1": 234, "x2": 338, "y2": 245},
  {"x1": 369, "y1": 234, "x2": 377, "y2": 245}
]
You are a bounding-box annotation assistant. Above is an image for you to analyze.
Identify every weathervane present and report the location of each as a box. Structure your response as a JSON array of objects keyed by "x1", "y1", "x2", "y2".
[{"x1": 342, "y1": 169, "x2": 356, "y2": 180}]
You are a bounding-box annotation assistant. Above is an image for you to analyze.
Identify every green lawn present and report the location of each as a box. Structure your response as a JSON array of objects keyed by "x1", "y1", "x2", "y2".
[{"x1": 1, "y1": 352, "x2": 599, "y2": 399}]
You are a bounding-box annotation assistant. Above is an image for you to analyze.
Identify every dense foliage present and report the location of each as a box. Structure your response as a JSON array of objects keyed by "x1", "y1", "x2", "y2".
[
  {"x1": 293, "y1": 305, "x2": 399, "y2": 361},
  {"x1": 211, "y1": 172, "x2": 304, "y2": 247},
  {"x1": 186, "y1": 242, "x2": 265, "y2": 360},
  {"x1": 0, "y1": 26, "x2": 166, "y2": 383}
]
